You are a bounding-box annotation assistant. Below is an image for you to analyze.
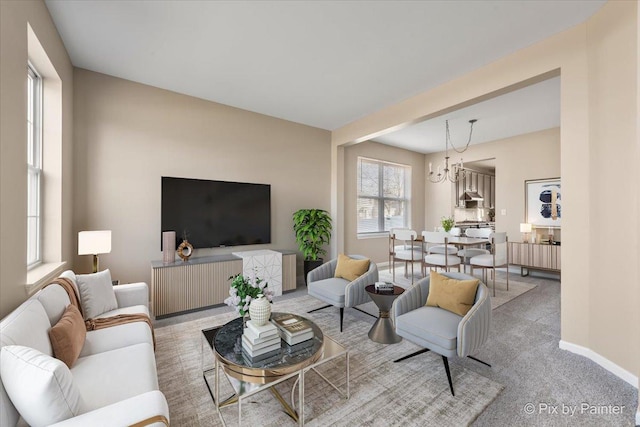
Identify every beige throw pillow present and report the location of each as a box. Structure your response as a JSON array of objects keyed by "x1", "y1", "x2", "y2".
[
  {"x1": 48, "y1": 304, "x2": 86, "y2": 368},
  {"x1": 76, "y1": 269, "x2": 118, "y2": 319},
  {"x1": 334, "y1": 254, "x2": 370, "y2": 281},
  {"x1": 425, "y1": 270, "x2": 480, "y2": 316}
]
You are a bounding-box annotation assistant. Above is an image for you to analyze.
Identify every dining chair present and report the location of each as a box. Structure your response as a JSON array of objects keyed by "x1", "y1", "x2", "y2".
[
  {"x1": 389, "y1": 228, "x2": 422, "y2": 284},
  {"x1": 457, "y1": 228, "x2": 490, "y2": 270},
  {"x1": 449, "y1": 227, "x2": 462, "y2": 237},
  {"x1": 469, "y1": 232, "x2": 509, "y2": 297},
  {"x1": 389, "y1": 227, "x2": 411, "y2": 266},
  {"x1": 422, "y1": 231, "x2": 462, "y2": 274},
  {"x1": 477, "y1": 228, "x2": 493, "y2": 238},
  {"x1": 426, "y1": 228, "x2": 458, "y2": 255}
]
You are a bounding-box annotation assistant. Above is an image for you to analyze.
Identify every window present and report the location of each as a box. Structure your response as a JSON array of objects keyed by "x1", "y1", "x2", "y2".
[
  {"x1": 27, "y1": 64, "x2": 42, "y2": 268},
  {"x1": 357, "y1": 157, "x2": 411, "y2": 234}
]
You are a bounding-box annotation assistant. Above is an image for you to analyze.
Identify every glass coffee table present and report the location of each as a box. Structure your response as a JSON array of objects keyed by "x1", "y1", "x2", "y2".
[{"x1": 201, "y1": 312, "x2": 349, "y2": 426}]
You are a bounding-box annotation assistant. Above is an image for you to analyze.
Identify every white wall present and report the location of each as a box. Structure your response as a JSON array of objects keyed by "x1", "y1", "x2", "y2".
[{"x1": 73, "y1": 69, "x2": 331, "y2": 284}]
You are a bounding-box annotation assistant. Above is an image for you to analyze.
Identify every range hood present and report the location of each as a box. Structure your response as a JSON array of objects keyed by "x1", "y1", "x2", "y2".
[{"x1": 460, "y1": 191, "x2": 484, "y2": 201}]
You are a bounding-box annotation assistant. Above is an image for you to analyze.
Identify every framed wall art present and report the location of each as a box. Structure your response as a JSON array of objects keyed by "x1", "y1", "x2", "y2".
[{"x1": 525, "y1": 178, "x2": 561, "y2": 228}]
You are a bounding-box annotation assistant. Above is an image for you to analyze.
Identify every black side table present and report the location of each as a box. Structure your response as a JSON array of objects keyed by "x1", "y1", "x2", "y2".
[{"x1": 365, "y1": 284, "x2": 405, "y2": 344}]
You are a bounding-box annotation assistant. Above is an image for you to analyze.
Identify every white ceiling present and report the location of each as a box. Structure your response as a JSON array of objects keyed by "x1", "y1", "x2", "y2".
[
  {"x1": 375, "y1": 76, "x2": 561, "y2": 153},
  {"x1": 45, "y1": 0, "x2": 604, "y2": 146}
]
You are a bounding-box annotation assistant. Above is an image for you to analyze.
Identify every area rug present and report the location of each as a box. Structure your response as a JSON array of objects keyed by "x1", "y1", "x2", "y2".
[
  {"x1": 155, "y1": 294, "x2": 504, "y2": 426},
  {"x1": 378, "y1": 268, "x2": 536, "y2": 310}
]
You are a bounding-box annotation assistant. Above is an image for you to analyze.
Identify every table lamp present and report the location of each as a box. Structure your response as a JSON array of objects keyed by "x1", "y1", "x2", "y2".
[
  {"x1": 78, "y1": 230, "x2": 111, "y2": 273},
  {"x1": 520, "y1": 223, "x2": 532, "y2": 243}
]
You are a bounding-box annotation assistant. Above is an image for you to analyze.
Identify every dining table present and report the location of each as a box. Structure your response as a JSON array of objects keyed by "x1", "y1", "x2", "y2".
[{"x1": 447, "y1": 236, "x2": 490, "y2": 247}]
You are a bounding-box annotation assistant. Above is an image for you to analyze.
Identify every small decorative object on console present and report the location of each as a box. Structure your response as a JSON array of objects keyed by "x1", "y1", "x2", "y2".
[
  {"x1": 374, "y1": 281, "x2": 394, "y2": 291},
  {"x1": 162, "y1": 231, "x2": 176, "y2": 263},
  {"x1": 177, "y1": 239, "x2": 193, "y2": 261}
]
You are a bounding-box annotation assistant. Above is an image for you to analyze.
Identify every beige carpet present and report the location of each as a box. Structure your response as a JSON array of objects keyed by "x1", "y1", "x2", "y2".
[
  {"x1": 155, "y1": 294, "x2": 504, "y2": 426},
  {"x1": 378, "y1": 268, "x2": 536, "y2": 310}
]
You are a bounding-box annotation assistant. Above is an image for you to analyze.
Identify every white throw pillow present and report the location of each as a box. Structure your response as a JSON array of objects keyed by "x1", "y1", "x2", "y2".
[
  {"x1": 0, "y1": 345, "x2": 84, "y2": 427},
  {"x1": 76, "y1": 269, "x2": 118, "y2": 319}
]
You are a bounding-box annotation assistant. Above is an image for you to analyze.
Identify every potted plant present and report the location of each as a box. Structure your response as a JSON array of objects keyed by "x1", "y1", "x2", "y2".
[
  {"x1": 223, "y1": 273, "x2": 273, "y2": 318},
  {"x1": 292, "y1": 209, "x2": 332, "y2": 282},
  {"x1": 441, "y1": 216, "x2": 455, "y2": 232}
]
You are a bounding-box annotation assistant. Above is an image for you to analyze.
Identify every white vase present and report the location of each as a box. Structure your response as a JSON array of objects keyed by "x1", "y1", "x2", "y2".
[{"x1": 249, "y1": 294, "x2": 271, "y2": 326}]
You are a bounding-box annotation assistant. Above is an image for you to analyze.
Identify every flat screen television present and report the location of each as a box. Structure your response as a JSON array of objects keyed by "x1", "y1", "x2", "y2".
[{"x1": 161, "y1": 177, "x2": 271, "y2": 249}]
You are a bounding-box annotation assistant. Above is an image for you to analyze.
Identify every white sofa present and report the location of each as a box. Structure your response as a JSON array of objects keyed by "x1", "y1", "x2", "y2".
[{"x1": 0, "y1": 270, "x2": 169, "y2": 427}]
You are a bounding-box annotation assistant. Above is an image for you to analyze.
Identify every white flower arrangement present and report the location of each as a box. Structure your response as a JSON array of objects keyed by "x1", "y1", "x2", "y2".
[{"x1": 223, "y1": 273, "x2": 274, "y2": 316}]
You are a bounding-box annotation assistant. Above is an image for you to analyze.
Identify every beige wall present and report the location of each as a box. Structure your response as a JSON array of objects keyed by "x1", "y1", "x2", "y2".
[
  {"x1": 637, "y1": 2, "x2": 640, "y2": 419},
  {"x1": 332, "y1": 1, "x2": 639, "y2": 387},
  {"x1": 0, "y1": 0, "x2": 74, "y2": 318},
  {"x1": 424, "y1": 128, "x2": 560, "y2": 241},
  {"x1": 73, "y1": 69, "x2": 331, "y2": 284},
  {"x1": 343, "y1": 140, "x2": 425, "y2": 263},
  {"x1": 585, "y1": 0, "x2": 639, "y2": 385}
]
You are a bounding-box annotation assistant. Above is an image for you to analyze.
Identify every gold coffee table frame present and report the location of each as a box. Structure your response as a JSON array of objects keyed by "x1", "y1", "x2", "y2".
[{"x1": 201, "y1": 313, "x2": 349, "y2": 426}]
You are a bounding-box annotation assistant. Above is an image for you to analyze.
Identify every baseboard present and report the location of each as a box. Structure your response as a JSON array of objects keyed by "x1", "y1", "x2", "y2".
[{"x1": 559, "y1": 340, "x2": 638, "y2": 388}]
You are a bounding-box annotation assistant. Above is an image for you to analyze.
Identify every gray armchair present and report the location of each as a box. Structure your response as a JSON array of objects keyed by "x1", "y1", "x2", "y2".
[
  {"x1": 391, "y1": 272, "x2": 491, "y2": 396},
  {"x1": 307, "y1": 255, "x2": 379, "y2": 332}
]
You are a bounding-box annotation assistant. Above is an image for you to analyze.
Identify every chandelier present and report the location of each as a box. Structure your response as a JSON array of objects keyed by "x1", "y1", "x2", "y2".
[{"x1": 428, "y1": 119, "x2": 477, "y2": 183}]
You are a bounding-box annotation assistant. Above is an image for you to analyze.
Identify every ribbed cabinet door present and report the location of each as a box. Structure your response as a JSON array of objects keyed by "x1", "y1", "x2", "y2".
[
  {"x1": 509, "y1": 242, "x2": 530, "y2": 266},
  {"x1": 151, "y1": 259, "x2": 243, "y2": 317},
  {"x1": 282, "y1": 254, "x2": 297, "y2": 291},
  {"x1": 551, "y1": 246, "x2": 561, "y2": 271},
  {"x1": 531, "y1": 244, "x2": 552, "y2": 270}
]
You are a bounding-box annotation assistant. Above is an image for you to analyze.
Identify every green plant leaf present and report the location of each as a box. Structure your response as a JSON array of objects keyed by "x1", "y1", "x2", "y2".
[
  {"x1": 292, "y1": 208, "x2": 332, "y2": 260},
  {"x1": 441, "y1": 216, "x2": 455, "y2": 232}
]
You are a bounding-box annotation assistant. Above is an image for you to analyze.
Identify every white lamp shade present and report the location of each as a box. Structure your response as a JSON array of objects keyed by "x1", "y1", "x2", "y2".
[
  {"x1": 78, "y1": 230, "x2": 112, "y2": 255},
  {"x1": 520, "y1": 223, "x2": 532, "y2": 233}
]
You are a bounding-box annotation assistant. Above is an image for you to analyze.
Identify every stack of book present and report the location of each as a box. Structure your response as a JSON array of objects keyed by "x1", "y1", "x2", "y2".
[
  {"x1": 241, "y1": 320, "x2": 281, "y2": 362},
  {"x1": 374, "y1": 281, "x2": 394, "y2": 291},
  {"x1": 271, "y1": 313, "x2": 314, "y2": 346}
]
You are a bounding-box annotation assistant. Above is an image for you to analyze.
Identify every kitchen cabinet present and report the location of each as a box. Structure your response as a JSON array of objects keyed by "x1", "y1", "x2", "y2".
[
  {"x1": 509, "y1": 242, "x2": 560, "y2": 276},
  {"x1": 455, "y1": 170, "x2": 495, "y2": 208},
  {"x1": 490, "y1": 176, "x2": 495, "y2": 208},
  {"x1": 483, "y1": 175, "x2": 491, "y2": 208}
]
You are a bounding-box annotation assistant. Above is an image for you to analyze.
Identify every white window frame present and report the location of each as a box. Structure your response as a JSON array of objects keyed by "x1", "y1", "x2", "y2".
[
  {"x1": 27, "y1": 63, "x2": 43, "y2": 269},
  {"x1": 357, "y1": 157, "x2": 411, "y2": 236}
]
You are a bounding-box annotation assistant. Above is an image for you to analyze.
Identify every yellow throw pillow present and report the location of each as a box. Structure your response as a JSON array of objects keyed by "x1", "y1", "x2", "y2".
[
  {"x1": 425, "y1": 270, "x2": 480, "y2": 316},
  {"x1": 48, "y1": 304, "x2": 86, "y2": 368},
  {"x1": 334, "y1": 254, "x2": 370, "y2": 281}
]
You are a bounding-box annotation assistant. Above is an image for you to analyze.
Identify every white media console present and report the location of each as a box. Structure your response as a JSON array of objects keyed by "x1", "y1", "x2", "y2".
[{"x1": 151, "y1": 250, "x2": 296, "y2": 317}]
